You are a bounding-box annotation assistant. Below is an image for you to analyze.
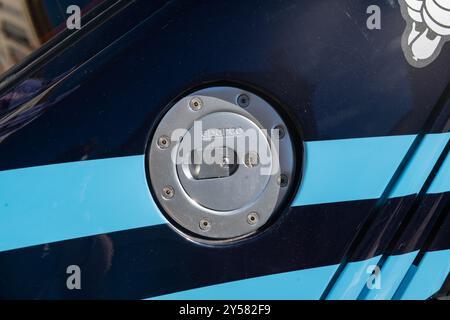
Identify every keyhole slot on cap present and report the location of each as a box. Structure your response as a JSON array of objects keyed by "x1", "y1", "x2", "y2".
[{"x1": 189, "y1": 147, "x2": 239, "y2": 180}]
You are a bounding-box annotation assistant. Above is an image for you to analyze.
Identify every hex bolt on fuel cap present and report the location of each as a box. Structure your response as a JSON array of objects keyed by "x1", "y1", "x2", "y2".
[{"x1": 148, "y1": 86, "x2": 297, "y2": 243}]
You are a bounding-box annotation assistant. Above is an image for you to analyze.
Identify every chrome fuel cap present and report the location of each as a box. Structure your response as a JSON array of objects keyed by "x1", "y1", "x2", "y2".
[{"x1": 147, "y1": 86, "x2": 296, "y2": 242}]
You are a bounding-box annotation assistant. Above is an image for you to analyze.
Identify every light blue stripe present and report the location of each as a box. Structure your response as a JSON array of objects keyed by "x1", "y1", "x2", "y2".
[
  {"x1": 393, "y1": 265, "x2": 418, "y2": 300},
  {"x1": 328, "y1": 250, "x2": 447, "y2": 300},
  {"x1": 428, "y1": 149, "x2": 450, "y2": 194},
  {"x1": 151, "y1": 264, "x2": 338, "y2": 300},
  {"x1": 397, "y1": 249, "x2": 450, "y2": 300},
  {"x1": 295, "y1": 133, "x2": 450, "y2": 206},
  {"x1": 150, "y1": 250, "x2": 449, "y2": 300},
  {"x1": 0, "y1": 133, "x2": 448, "y2": 252},
  {"x1": 294, "y1": 135, "x2": 415, "y2": 206},
  {"x1": 0, "y1": 156, "x2": 166, "y2": 253},
  {"x1": 391, "y1": 133, "x2": 450, "y2": 197},
  {"x1": 362, "y1": 251, "x2": 419, "y2": 300},
  {"x1": 326, "y1": 255, "x2": 381, "y2": 300}
]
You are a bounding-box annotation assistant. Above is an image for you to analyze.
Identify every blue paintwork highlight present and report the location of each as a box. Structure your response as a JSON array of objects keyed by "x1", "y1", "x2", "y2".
[
  {"x1": 392, "y1": 133, "x2": 450, "y2": 197},
  {"x1": 0, "y1": 134, "x2": 448, "y2": 298},
  {"x1": 295, "y1": 135, "x2": 415, "y2": 206},
  {"x1": 295, "y1": 133, "x2": 450, "y2": 206},
  {"x1": 326, "y1": 255, "x2": 381, "y2": 300},
  {"x1": 0, "y1": 133, "x2": 448, "y2": 253},
  {"x1": 150, "y1": 250, "x2": 449, "y2": 300},
  {"x1": 0, "y1": 156, "x2": 166, "y2": 253},
  {"x1": 361, "y1": 251, "x2": 418, "y2": 300},
  {"x1": 151, "y1": 264, "x2": 338, "y2": 300},
  {"x1": 428, "y1": 148, "x2": 450, "y2": 194},
  {"x1": 396, "y1": 249, "x2": 450, "y2": 300}
]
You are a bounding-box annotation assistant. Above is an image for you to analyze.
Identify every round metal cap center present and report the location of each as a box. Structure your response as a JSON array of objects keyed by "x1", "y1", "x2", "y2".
[
  {"x1": 176, "y1": 112, "x2": 272, "y2": 211},
  {"x1": 147, "y1": 86, "x2": 297, "y2": 243}
]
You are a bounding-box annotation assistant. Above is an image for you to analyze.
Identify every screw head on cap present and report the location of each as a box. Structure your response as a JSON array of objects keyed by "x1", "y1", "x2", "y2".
[
  {"x1": 273, "y1": 125, "x2": 286, "y2": 139},
  {"x1": 277, "y1": 174, "x2": 289, "y2": 187},
  {"x1": 199, "y1": 218, "x2": 211, "y2": 231},
  {"x1": 189, "y1": 97, "x2": 203, "y2": 111},
  {"x1": 162, "y1": 186, "x2": 175, "y2": 199},
  {"x1": 237, "y1": 94, "x2": 250, "y2": 108},
  {"x1": 157, "y1": 136, "x2": 171, "y2": 149},
  {"x1": 247, "y1": 212, "x2": 259, "y2": 225}
]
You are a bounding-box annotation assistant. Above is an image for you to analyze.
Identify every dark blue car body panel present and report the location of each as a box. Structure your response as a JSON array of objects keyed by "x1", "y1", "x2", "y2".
[{"x1": 0, "y1": 0, "x2": 448, "y2": 299}]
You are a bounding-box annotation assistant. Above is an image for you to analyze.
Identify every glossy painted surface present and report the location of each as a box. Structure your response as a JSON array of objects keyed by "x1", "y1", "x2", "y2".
[
  {"x1": 1, "y1": 134, "x2": 449, "y2": 253},
  {"x1": 0, "y1": 0, "x2": 449, "y2": 299},
  {"x1": 1, "y1": 1, "x2": 449, "y2": 171}
]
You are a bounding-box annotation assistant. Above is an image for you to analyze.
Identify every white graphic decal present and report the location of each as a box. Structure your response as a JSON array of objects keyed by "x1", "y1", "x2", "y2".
[{"x1": 399, "y1": 0, "x2": 450, "y2": 68}]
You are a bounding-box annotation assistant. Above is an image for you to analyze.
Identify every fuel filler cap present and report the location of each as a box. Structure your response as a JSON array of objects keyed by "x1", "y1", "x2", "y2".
[{"x1": 148, "y1": 86, "x2": 296, "y2": 242}]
